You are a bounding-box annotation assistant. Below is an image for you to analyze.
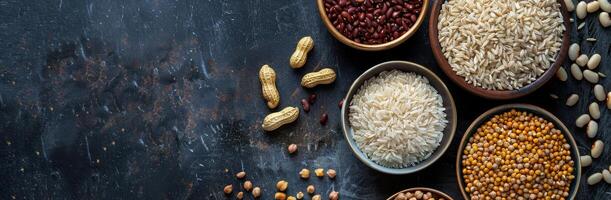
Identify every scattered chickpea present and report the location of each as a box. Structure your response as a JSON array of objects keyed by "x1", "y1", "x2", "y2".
[
  {"x1": 236, "y1": 171, "x2": 246, "y2": 179},
  {"x1": 236, "y1": 191, "x2": 244, "y2": 199},
  {"x1": 287, "y1": 196, "x2": 296, "y2": 200},
  {"x1": 243, "y1": 180, "x2": 252, "y2": 191},
  {"x1": 329, "y1": 191, "x2": 339, "y2": 200},
  {"x1": 252, "y1": 187, "x2": 261, "y2": 198},
  {"x1": 299, "y1": 169, "x2": 310, "y2": 179},
  {"x1": 306, "y1": 185, "x2": 315, "y2": 194},
  {"x1": 312, "y1": 194, "x2": 322, "y2": 200},
  {"x1": 315, "y1": 168, "x2": 324, "y2": 177},
  {"x1": 223, "y1": 185, "x2": 233, "y2": 195},
  {"x1": 276, "y1": 180, "x2": 288, "y2": 192},
  {"x1": 326, "y1": 169, "x2": 337, "y2": 179},
  {"x1": 461, "y1": 110, "x2": 575, "y2": 199},
  {"x1": 275, "y1": 192, "x2": 287, "y2": 200},
  {"x1": 296, "y1": 192, "x2": 304, "y2": 199},
  {"x1": 288, "y1": 144, "x2": 298, "y2": 154}
]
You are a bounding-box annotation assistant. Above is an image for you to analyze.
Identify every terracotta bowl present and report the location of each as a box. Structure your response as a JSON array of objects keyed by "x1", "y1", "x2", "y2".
[
  {"x1": 428, "y1": 0, "x2": 571, "y2": 99},
  {"x1": 386, "y1": 187, "x2": 454, "y2": 200},
  {"x1": 317, "y1": 0, "x2": 429, "y2": 51},
  {"x1": 341, "y1": 61, "x2": 457, "y2": 174},
  {"x1": 456, "y1": 104, "x2": 581, "y2": 200}
]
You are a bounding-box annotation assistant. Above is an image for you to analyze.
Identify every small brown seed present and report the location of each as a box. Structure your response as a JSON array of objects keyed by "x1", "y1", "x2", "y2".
[
  {"x1": 320, "y1": 113, "x2": 328, "y2": 125},
  {"x1": 312, "y1": 195, "x2": 322, "y2": 200},
  {"x1": 584, "y1": 69, "x2": 599, "y2": 83},
  {"x1": 244, "y1": 180, "x2": 253, "y2": 191},
  {"x1": 327, "y1": 169, "x2": 337, "y2": 179},
  {"x1": 576, "y1": 114, "x2": 590, "y2": 127},
  {"x1": 306, "y1": 185, "x2": 315, "y2": 194},
  {"x1": 299, "y1": 169, "x2": 310, "y2": 179},
  {"x1": 296, "y1": 192, "x2": 304, "y2": 199},
  {"x1": 275, "y1": 192, "x2": 287, "y2": 200},
  {"x1": 276, "y1": 180, "x2": 288, "y2": 191},
  {"x1": 570, "y1": 64, "x2": 583, "y2": 80},
  {"x1": 588, "y1": 172, "x2": 603, "y2": 185},
  {"x1": 253, "y1": 187, "x2": 261, "y2": 198},
  {"x1": 580, "y1": 155, "x2": 592, "y2": 167},
  {"x1": 301, "y1": 99, "x2": 310, "y2": 112},
  {"x1": 315, "y1": 168, "x2": 324, "y2": 177},
  {"x1": 566, "y1": 94, "x2": 579, "y2": 106},
  {"x1": 236, "y1": 171, "x2": 246, "y2": 179},
  {"x1": 224, "y1": 185, "x2": 233, "y2": 195},
  {"x1": 329, "y1": 191, "x2": 339, "y2": 200},
  {"x1": 237, "y1": 192, "x2": 244, "y2": 199},
  {"x1": 589, "y1": 102, "x2": 601, "y2": 119},
  {"x1": 594, "y1": 84, "x2": 606, "y2": 101},
  {"x1": 592, "y1": 140, "x2": 604, "y2": 158},
  {"x1": 288, "y1": 144, "x2": 298, "y2": 154}
]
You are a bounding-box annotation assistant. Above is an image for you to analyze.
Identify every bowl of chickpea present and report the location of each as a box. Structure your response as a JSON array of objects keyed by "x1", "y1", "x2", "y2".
[{"x1": 456, "y1": 104, "x2": 580, "y2": 200}]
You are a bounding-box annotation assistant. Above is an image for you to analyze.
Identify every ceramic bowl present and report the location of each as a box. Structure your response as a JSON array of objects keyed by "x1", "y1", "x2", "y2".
[{"x1": 386, "y1": 187, "x2": 454, "y2": 200}]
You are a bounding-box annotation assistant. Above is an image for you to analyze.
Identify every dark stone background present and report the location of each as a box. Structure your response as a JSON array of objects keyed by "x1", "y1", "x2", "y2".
[{"x1": 0, "y1": 0, "x2": 608, "y2": 199}]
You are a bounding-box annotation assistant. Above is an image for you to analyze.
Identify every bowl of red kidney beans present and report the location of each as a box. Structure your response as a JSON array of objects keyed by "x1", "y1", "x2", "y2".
[{"x1": 317, "y1": 0, "x2": 428, "y2": 51}]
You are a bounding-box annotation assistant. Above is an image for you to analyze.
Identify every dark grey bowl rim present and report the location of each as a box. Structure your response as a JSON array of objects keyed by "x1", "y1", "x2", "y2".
[
  {"x1": 455, "y1": 104, "x2": 581, "y2": 200},
  {"x1": 340, "y1": 60, "x2": 457, "y2": 175}
]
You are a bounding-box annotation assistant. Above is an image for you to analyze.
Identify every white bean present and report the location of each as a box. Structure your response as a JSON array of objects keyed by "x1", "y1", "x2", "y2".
[
  {"x1": 583, "y1": 70, "x2": 599, "y2": 83},
  {"x1": 603, "y1": 170, "x2": 611, "y2": 184},
  {"x1": 577, "y1": 1, "x2": 588, "y2": 19},
  {"x1": 580, "y1": 155, "x2": 592, "y2": 167},
  {"x1": 600, "y1": 0, "x2": 611, "y2": 12},
  {"x1": 594, "y1": 84, "x2": 606, "y2": 101},
  {"x1": 566, "y1": 94, "x2": 580, "y2": 106},
  {"x1": 565, "y1": 0, "x2": 576, "y2": 11},
  {"x1": 571, "y1": 64, "x2": 583, "y2": 80},
  {"x1": 591, "y1": 140, "x2": 604, "y2": 158},
  {"x1": 588, "y1": 173, "x2": 603, "y2": 185},
  {"x1": 576, "y1": 54, "x2": 589, "y2": 67},
  {"x1": 568, "y1": 43, "x2": 580, "y2": 61},
  {"x1": 587, "y1": 54, "x2": 601, "y2": 69},
  {"x1": 589, "y1": 102, "x2": 601, "y2": 119},
  {"x1": 588, "y1": 1, "x2": 601, "y2": 12},
  {"x1": 556, "y1": 67, "x2": 568, "y2": 81},
  {"x1": 601, "y1": 12, "x2": 611, "y2": 27},
  {"x1": 587, "y1": 120, "x2": 598, "y2": 138},
  {"x1": 576, "y1": 114, "x2": 590, "y2": 127}
]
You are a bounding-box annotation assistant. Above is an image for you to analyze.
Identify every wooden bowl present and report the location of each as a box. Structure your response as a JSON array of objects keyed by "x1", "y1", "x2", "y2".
[
  {"x1": 317, "y1": 0, "x2": 429, "y2": 51},
  {"x1": 456, "y1": 104, "x2": 581, "y2": 200},
  {"x1": 386, "y1": 187, "x2": 454, "y2": 200},
  {"x1": 341, "y1": 61, "x2": 457, "y2": 174},
  {"x1": 428, "y1": 0, "x2": 571, "y2": 99}
]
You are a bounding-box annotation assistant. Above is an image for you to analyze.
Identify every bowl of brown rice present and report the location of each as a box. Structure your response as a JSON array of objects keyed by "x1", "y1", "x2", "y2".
[
  {"x1": 428, "y1": 0, "x2": 571, "y2": 99},
  {"x1": 341, "y1": 61, "x2": 457, "y2": 174}
]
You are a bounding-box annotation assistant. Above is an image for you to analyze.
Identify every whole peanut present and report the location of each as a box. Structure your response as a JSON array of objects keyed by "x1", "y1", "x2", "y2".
[
  {"x1": 301, "y1": 68, "x2": 336, "y2": 88},
  {"x1": 290, "y1": 36, "x2": 314, "y2": 69},
  {"x1": 262, "y1": 107, "x2": 299, "y2": 131},
  {"x1": 259, "y1": 64, "x2": 280, "y2": 109}
]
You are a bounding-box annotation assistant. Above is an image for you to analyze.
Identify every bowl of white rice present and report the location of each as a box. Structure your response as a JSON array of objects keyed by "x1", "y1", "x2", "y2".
[{"x1": 341, "y1": 61, "x2": 457, "y2": 174}]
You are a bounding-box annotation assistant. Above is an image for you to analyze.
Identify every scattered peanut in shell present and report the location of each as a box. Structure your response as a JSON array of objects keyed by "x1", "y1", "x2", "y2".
[
  {"x1": 327, "y1": 169, "x2": 337, "y2": 179},
  {"x1": 315, "y1": 168, "x2": 324, "y2": 177},
  {"x1": 588, "y1": 172, "x2": 603, "y2": 185},
  {"x1": 262, "y1": 107, "x2": 300, "y2": 131},
  {"x1": 259, "y1": 64, "x2": 280, "y2": 109},
  {"x1": 288, "y1": 144, "x2": 298, "y2": 154},
  {"x1": 276, "y1": 180, "x2": 288, "y2": 192},
  {"x1": 299, "y1": 169, "x2": 310, "y2": 179},
  {"x1": 289, "y1": 36, "x2": 314, "y2": 69},
  {"x1": 301, "y1": 68, "x2": 336, "y2": 88}
]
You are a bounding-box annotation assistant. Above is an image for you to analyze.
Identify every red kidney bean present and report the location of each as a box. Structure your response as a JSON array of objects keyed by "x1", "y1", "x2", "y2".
[
  {"x1": 320, "y1": 113, "x2": 328, "y2": 125},
  {"x1": 308, "y1": 94, "x2": 316, "y2": 104},
  {"x1": 324, "y1": 0, "x2": 423, "y2": 44},
  {"x1": 301, "y1": 99, "x2": 310, "y2": 112}
]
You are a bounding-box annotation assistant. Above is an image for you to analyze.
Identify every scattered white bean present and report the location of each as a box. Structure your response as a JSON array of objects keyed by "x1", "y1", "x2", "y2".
[
  {"x1": 587, "y1": 54, "x2": 601, "y2": 69},
  {"x1": 588, "y1": 173, "x2": 603, "y2": 185},
  {"x1": 566, "y1": 94, "x2": 580, "y2": 106},
  {"x1": 568, "y1": 43, "x2": 580, "y2": 61},
  {"x1": 603, "y1": 170, "x2": 611, "y2": 184},
  {"x1": 600, "y1": 0, "x2": 611, "y2": 12},
  {"x1": 571, "y1": 64, "x2": 583, "y2": 80},
  {"x1": 591, "y1": 140, "x2": 604, "y2": 158},
  {"x1": 556, "y1": 67, "x2": 568, "y2": 81},
  {"x1": 577, "y1": 1, "x2": 588, "y2": 19},
  {"x1": 580, "y1": 155, "x2": 592, "y2": 167},
  {"x1": 583, "y1": 70, "x2": 599, "y2": 83},
  {"x1": 594, "y1": 84, "x2": 606, "y2": 101},
  {"x1": 588, "y1": 1, "x2": 601, "y2": 12},
  {"x1": 587, "y1": 120, "x2": 598, "y2": 138},
  {"x1": 601, "y1": 12, "x2": 611, "y2": 27},
  {"x1": 589, "y1": 102, "x2": 601, "y2": 119},
  {"x1": 576, "y1": 54, "x2": 589, "y2": 67},
  {"x1": 565, "y1": 0, "x2": 576, "y2": 11},
  {"x1": 576, "y1": 114, "x2": 590, "y2": 127}
]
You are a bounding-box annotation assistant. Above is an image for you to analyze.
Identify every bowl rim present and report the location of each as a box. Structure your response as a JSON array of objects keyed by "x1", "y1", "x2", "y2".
[
  {"x1": 386, "y1": 187, "x2": 455, "y2": 200},
  {"x1": 427, "y1": 0, "x2": 571, "y2": 99},
  {"x1": 316, "y1": 0, "x2": 430, "y2": 51},
  {"x1": 340, "y1": 60, "x2": 457, "y2": 175},
  {"x1": 455, "y1": 104, "x2": 581, "y2": 200}
]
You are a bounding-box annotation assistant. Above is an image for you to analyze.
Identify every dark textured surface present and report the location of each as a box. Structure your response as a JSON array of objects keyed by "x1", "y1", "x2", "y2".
[{"x1": 0, "y1": 0, "x2": 609, "y2": 199}]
